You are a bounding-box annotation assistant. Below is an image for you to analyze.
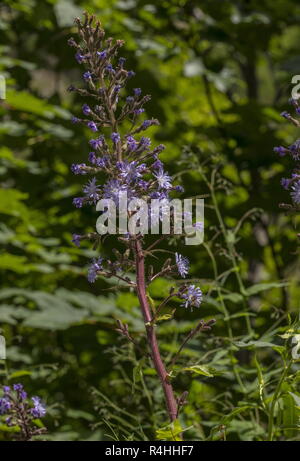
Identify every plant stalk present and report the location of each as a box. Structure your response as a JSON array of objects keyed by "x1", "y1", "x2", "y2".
[{"x1": 134, "y1": 238, "x2": 178, "y2": 422}]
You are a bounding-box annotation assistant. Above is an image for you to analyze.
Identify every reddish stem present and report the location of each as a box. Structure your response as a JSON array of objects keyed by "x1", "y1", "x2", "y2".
[{"x1": 134, "y1": 239, "x2": 178, "y2": 422}]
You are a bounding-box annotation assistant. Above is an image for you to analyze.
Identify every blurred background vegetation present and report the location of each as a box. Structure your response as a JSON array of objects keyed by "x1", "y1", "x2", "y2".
[{"x1": 0, "y1": 0, "x2": 299, "y2": 441}]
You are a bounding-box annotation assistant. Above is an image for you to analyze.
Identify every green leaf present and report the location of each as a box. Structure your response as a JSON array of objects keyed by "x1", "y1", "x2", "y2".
[
  {"x1": 156, "y1": 419, "x2": 185, "y2": 441},
  {"x1": 221, "y1": 406, "x2": 251, "y2": 424},
  {"x1": 245, "y1": 282, "x2": 288, "y2": 296},
  {"x1": 183, "y1": 365, "x2": 216, "y2": 377},
  {"x1": 9, "y1": 370, "x2": 32, "y2": 379}
]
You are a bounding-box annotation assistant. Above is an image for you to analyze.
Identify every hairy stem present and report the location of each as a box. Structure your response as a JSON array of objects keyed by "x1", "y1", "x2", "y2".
[{"x1": 134, "y1": 238, "x2": 178, "y2": 422}]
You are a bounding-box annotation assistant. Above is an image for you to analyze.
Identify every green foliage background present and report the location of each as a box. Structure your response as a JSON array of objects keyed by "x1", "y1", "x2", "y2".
[{"x1": 0, "y1": 0, "x2": 299, "y2": 441}]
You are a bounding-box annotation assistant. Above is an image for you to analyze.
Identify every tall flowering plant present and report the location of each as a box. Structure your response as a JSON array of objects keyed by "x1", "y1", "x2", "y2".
[
  {"x1": 68, "y1": 12, "x2": 214, "y2": 424},
  {"x1": 274, "y1": 100, "x2": 300, "y2": 227}
]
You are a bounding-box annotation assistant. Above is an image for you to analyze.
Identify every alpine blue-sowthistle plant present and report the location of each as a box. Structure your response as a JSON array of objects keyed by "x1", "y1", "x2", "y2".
[
  {"x1": 68, "y1": 12, "x2": 214, "y2": 424},
  {"x1": 0, "y1": 384, "x2": 46, "y2": 440},
  {"x1": 274, "y1": 99, "x2": 300, "y2": 224}
]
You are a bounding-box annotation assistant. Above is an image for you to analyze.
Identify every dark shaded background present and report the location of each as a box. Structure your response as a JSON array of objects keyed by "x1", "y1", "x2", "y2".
[{"x1": 0, "y1": 0, "x2": 299, "y2": 441}]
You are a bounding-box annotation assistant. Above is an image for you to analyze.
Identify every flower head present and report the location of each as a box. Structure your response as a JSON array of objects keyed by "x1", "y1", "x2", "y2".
[
  {"x1": 111, "y1": 132, "x2": 120, "y2": 144},
  {"x1": 180, "y1": 285, "x2": 202, "y2": 310},
  {"x1": 87, "y1": 121, "x2": 98, "y2": 132},
  {"x1": 82, "y1": 104, "x2": 91, "y2": 116},
  {"x1": 89, "y1": 136, "x2": 104, "y2": 150},
  {"x1": 175, "y1": 253, "x2": 190, "y2": 278},
  {"x1": 83, "y1": 71, "x2": 92, "y2": 80},
  {"x1": 153, "y1": 167, "x2": 172, "y2": 190},
  {"x1": 83, "y1": 177, "x2": 101, "y2": 203},
  {"x1": 87, "y1": 257, "x2": 104, "y2": 283},
  {"x1": 97, "y1": 50, "x2": 107, "y2": 59},
  {"x1": 31, "y1": 397, "x2": 46, "y2": 419},
  {"x1": 73, "y1": 197, "x2": 84, "y2": 208},
  {"x1": 291, "y1": 179, "x2": 300, "y2": 204},
  {"x1": 0, "y1": 397, "x2": 11, "y2": 415},
  {"x1": 71, "y1": 163, "x2": 87, "y2": 175},
  {"x1": 72, "y1": 234, "x2": 81, "y2": 247}
]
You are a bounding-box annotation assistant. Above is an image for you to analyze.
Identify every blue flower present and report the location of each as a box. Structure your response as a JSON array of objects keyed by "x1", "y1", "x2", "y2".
[
  {"x1": 97, "y1": 50, "x2": 107, "y2": 59},
  {"x1": 73, "y1": 197, "x2": 84, "y2": 208},
  {"x1": 82, "y1": 104, "x2": 91, "y2": 116},
  {"x1": 153, "y1": 167, "x2": 172, "y2": 190},
  {"x1": 180, "y1": 285, "x2": 202, "y2": 310},
  {"x1": 87, "y1": 257, "x2": 104, "y2": 283},
  {"x1": 289, "y1": 140, "x2": 300, "y2": 160},
  {"x1": 134, "y1": 108, "x2": 145, "y2": 115},
  {"x1": 273, "y1": 146, "x2": 287, "y2": 157},
  {"x1": 118, "y1": 57, "x2": 126, "y2": 66},
  {"x1": 71, "y1": 163, "x2": 87, "y2": 175},
  {"x1": 105, "y1": 64, "x2": 115, "y2": 73},
  {"x1": 87, "y1": 121, "x2": 98, "y2": 132},
  {"x1": 193, "y1": 222, "x2": 204, "y2": 231},
  {"x1": 280, "y1": 178, "x2": 290, "y2": 190},
  {"x1": 89, "y1": 136, "x2": 104, "y2": 150},
  {"x1": 83, "y1": 71, "x2": 92, "y2": 80},
  {"x1": 13, "y1": 384, "x2": 23, "y2": 392},
  {"x1": 126, "y1": 136, "x2": 138, "y2": 152},
  {"x1": 83, "y1": 177, "x2": 101, "y2": 203},
  {"x1": 103, "y1": 179, "x2": 129, "y2": 202},
  {"x1": 175, "y1": 253, "x2": 190, "y2": 278},
  {"x1": 117, "y1": 161, "x2": 146, "y2": 183},
  {"x1": 75, "y1": 52, "x2": 86, "y2": 63},
  {"x1": 291, "y1": 179, "x2": 300, "y2": 204},
  {"x1": 139, "y1": 137, "x2": 151, "y2": 149},
  {"x1": 138, "y1": 180, "x2": 149, "y2": 189},
  {"x1": 134, "y1": 88, "x2": 142, "y2": 97},
  {"x1": 127, "y1": 70, "x2": 135, "y2": 78},
  {"x1": 71, "y1": 116, "x2": 79, "y2": 124},
  {"x1": 142, "y1": 120, "x2": 152, "y2": 129},
  {"x1": 95, "y1": 156, "x2": 109, "y2": 168},
  {"x1": 152, "y1": 159, "x2": 163, "y2": 170},
  {"x1": 31, "y1": 397, "x2": 46, "y2": 418},
  {"x1": 72, "y1": 234, "x2": 81, "y2": 247},
  {"x1": 111, "y1": 132, "x2": 120, "y2": 144},
  {"x1": 0, "y1": 397, "x2": 11, "y2": 415},
  {"x1": 113, "y1": 84, "x2": 122, "y2": 94}
]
